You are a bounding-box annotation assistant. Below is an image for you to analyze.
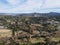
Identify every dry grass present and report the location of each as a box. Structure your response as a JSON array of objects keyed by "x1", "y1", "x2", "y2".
[
  {"x1": 30, "y1": 38, "x2": 45, "y2": 43},
  {"x1": 50, "y1": 37, "x2": 60, "y2": 42},
  {"x1": 0, "y1": 29, "x2": 12, "y2": 38}
]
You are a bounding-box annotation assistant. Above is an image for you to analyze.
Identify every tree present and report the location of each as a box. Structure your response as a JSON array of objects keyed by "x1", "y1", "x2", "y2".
[
  {"x1": 44, "y1": 37, "x2": 50, "y2": 45},
  {"x1": 7, "y1": 17, "x2": 20, "y2": 36}
]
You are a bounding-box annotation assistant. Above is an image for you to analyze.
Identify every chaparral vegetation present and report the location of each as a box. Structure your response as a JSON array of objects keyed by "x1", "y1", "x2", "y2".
[{"x1": 0, "y1": 13, "x2": 60, "y2": 45}]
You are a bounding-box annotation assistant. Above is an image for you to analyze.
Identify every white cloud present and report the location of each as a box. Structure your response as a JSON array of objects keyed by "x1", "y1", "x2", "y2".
[
  {"x1": 42, "y1": 0, "x2": 60, "y2": 8},
  {"x1": 0, "y1": 0, "x2": 60, "y2": 13},
  {"x1": 6, "y1": 0, "x2": 21, "y2": 6},
  {"x1": 11, "y1": 0, "x2": 43, "y2": 11},
  {"x1": 0, "y1": 0, "x2": 43, "y2": 13}
]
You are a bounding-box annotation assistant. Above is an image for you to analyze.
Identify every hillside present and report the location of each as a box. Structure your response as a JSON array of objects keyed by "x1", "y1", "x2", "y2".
[{"x1": 0, "y1": 12, "x2": 60, "y2": 45}]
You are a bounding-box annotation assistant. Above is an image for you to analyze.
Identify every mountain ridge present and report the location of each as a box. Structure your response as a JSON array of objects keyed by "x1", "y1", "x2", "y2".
[{"x1": 0, "y1": 12, "x2": 60, "y2": 17}]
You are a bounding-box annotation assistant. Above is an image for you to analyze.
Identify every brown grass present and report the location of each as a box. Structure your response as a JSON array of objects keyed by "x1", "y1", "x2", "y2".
[{"x1": 0, "y1": 29, "x2": 12, "y2": 38}]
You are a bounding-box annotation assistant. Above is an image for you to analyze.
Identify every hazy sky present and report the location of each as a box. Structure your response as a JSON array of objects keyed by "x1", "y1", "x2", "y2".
[{"x1": 0, "y1": 0, "x2": 60, "y2": 13}]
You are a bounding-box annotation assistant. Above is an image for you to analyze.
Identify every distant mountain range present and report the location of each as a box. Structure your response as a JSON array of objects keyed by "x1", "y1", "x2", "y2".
[
  {"x1": 0, "y1": 12, "x2": 60, "y2": 17},
  {"x1": 15, "y1": 12, "x2": 60, "y2": 17}
]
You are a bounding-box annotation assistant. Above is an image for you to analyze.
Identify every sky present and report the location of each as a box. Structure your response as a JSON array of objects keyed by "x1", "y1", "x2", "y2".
[{"x1": 0, "y1": 0, "x2": 60, "y2": 13}]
